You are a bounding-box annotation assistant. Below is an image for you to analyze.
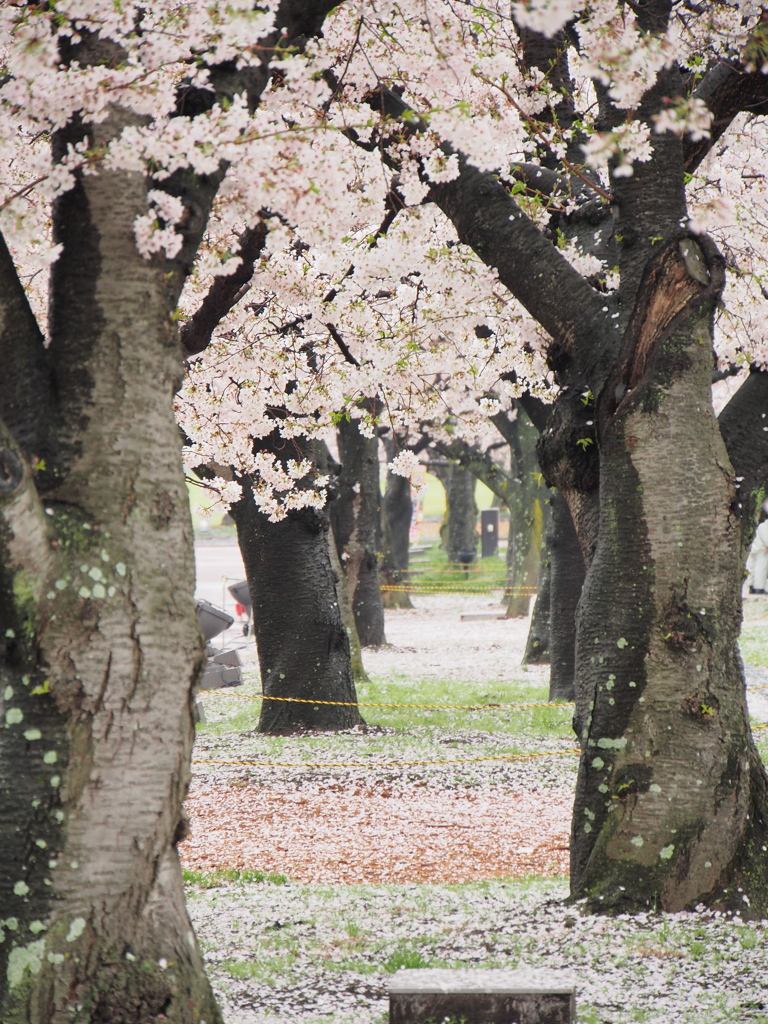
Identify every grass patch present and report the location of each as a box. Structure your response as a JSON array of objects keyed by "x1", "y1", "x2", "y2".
[
  {"x1": 382, "y1": 943, "x2": 444, "y2": 973},
  {"x1": 197, "y1": 673, "x2": 572, "y2": 744},
  {"x1": 408, "y1": 548, "x2": 509, "y2": 594},
  {"x1": 183, "y1": 867, "x2": 288, "y2": 888},
  {"x1": 221, "y1": 953, "x2": 299, "y2": 984}
]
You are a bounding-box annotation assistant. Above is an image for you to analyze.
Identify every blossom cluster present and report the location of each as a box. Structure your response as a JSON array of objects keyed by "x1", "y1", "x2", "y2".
[{"x1": 2, "y1": 0, "x2": 767, "y2": 518}]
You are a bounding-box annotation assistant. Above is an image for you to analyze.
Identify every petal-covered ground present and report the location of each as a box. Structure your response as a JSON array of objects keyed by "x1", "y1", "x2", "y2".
[{"x1": 181, "y1": 782, "x2": 572, "y2": 882}]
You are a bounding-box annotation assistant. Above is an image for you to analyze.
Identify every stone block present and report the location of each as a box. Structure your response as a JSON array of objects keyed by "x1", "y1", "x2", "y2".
[{"x1": 389, "y1": 968, "x2": 576, "y2": 1024}]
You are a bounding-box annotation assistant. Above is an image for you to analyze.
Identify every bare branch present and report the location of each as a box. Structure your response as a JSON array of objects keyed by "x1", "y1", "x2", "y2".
[
  {"x1": 686, "y1": 58, "x2": 768, "y2": 174},
  {"x1": 181, "y1": 220, "x2": 269, "y2": 358},
  {"x1": 326, "y1": 322, "x2": 360, "y2": 367}
]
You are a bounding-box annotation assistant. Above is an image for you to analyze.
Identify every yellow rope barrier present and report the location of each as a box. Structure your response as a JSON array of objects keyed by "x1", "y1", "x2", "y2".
[
  {"x1": 198, "y1": 690, "x2": 574, "y2": 711},
  {"x1": 379, "y1": 586, "x2": 536, "y2": 594},
  {"x1": 192, "y1": 748, "x2": 581, "y2": 768}
]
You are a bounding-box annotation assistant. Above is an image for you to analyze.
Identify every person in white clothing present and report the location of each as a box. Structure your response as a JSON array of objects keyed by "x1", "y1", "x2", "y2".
[{"x1": 747, "y1": 500, "x2": 768, "y2": 594}]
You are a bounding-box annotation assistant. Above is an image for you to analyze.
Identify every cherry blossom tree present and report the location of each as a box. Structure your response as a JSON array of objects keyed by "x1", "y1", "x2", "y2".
[
  {"x1": 0, "y1": 2, "x2": 339, "y2": 1019},
  {"x1": 313, "y1": 0, "x2": 768, "y2": 913},
  {"x1": 177, "y1": 0, "x2": 768, "y2": 913},
  {"x1": 5, "y1": 22, "x2": 768, "y2": 1024}
]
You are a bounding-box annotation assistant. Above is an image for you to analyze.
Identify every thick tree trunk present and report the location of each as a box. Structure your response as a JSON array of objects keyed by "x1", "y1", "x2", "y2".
[
  {"x1": 330, "y1": 418, "x2": 386, "y2": 647},
  {"x1": 548, "y1": 492, "x2": 585, "y2": 702},
  {"x1": 440, "y1": 465, "x2": 478, "y2": 562},
  {"x1": 523, "y1": 519, "x2": 551, "y2": 664},
  {"x1": 570, "y1": 241, "x2": 768, "y2": 914},
  {"x1": 0, "y1": 112, "x2": 221, "y2": 1022},
  {"x1": 232, "y1": 477, "x2": 363, "y2": 734},
  {"x1": 380, "y1": 439, "x2": 413, "y2": 610},
  {"x1": 505, "y1": 498, "x2": 543, "y2": 616},
  {"x1": 718, "y1": 368, "x2": 768, "y2": 554},
  {"x1": 328, "y1": 522, "x2": 369, "y2": 683}
]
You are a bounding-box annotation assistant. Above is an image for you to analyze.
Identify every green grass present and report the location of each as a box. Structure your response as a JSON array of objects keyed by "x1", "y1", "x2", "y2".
[
  {"x1": 407, "y1": 547, "x2": 510, "y2": 593},
  {"x1": 353, "y1": 676, "x2": 572, "y2": 735},
  {"x1": 381, "y1": 944, "x2": 445, "y2": 972},
  {"x1": 182, "y1": 867, "x2": 288, "y2": 888},
  {"x1": 740, "y1": 599, "x2": 768, "y2": 665},
  {"x1": 195, "y1": 671, "x2": 575, "y2": 766}
]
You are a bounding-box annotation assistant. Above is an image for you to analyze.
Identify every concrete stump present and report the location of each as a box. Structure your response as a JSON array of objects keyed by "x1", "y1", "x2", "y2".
[{"x1": 389, "y1": 968, "x2": 576, "y2": 1024}]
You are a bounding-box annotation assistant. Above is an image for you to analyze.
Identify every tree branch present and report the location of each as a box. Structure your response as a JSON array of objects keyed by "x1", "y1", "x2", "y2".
[
  {"x1": 686, "y1": 59, "x2": 768, "y2": 174},
  {"x1": 433, "y1": 436, "x2": 515, "y2": 506},
  {"x1": 361, "y1": 85, "x2": 610, "y2": 362},
  {"x1": 180, "y1": 220, "x2": 269, "y2": 358},
  {"x1": 326, "y1": 322, "x2": 360, "y2": 367},
  {"x1": 161, "y1": 0, "x2": 345, "y2": 308}
]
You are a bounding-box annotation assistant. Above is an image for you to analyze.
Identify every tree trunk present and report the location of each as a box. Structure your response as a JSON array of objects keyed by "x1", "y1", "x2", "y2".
[
  {"x1": 380, "y1": 437, "x2": 413, "y2": 610},
  {"x1": 570, "y1": 240, "x2": 768, "y2": 914},
  {"x1": 330, "y1": 417, "x2": 386, "y2": 647},
  {"x1": 329, "y1": 522, "x2": 369, "y2": 683},
  {"x1": 499, "y1": 413, "x2": 545, "y2": 616},
  {"x1": 231, "y1": 462, "x2": 363, "y2": 734},
  {"x1": 0, "y1": 113, "x2": 221, "y2": 1021},
  {"x1": 548, "y1": 492, "x2": 585, "y2": 702},
  {"x1": 523, "y1": 499, "x2": 551, "y2": 665},
  {"x1": 717, "y1": 368, "x2": 768, "y2": 554},
  {"x1": 441, "y1": 465, "x2": 478, "y2": 562},
  {"x1": 505, "y1": 498, "x2": 543, "y2": 616}
]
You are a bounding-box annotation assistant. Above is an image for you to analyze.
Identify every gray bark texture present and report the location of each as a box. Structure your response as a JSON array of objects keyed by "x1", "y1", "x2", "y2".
[
  {"x1": 380, "y1": 437, "x2": 414, "y2": 610},
  {"x1": 231, "y1": 442, "x2": 363, "y2": 734},
  {"x1": 522, "y1": 524, "x2": 551, "y2": 666},
  {"x1": 361, "y1": 26, "x2": 768, "y2": 911},
  {"x1": 547, "y1": 492, "x2": 585, "y2": 703},
  {"x1": 330, "y1": 418, "x2": 386, "y2": 647},
  {"x1": 0, "y1": 4, "x2": 340, "y2": 1019},
  {"x1": 437, "y1": 465, "x2": 478, "y2": 563},
  {"x1": 328, "y1": 522, "x2": 370, "y2": 683},
  {"x1": 491, "y1": 411, "x2": 545, "y2": 617},
  {"x1": 0, "y1": 108, "x2": 221, "y2": 1023}
]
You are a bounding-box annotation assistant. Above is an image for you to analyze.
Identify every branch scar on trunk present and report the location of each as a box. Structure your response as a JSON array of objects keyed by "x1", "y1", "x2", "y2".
[{"x1": 611, "y1": 236, "x2": 725, "y2": 409}]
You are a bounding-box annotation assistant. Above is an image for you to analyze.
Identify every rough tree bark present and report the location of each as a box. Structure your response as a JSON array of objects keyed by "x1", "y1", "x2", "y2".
[
  {"x1": 330, "y1": 416, "x2": 386, "y2": 647},
  {"x1": 522, "y1": 519, "x2": 551, "y2": 666},
  {"x1": 570, "y1": 237, "x2": 768, "y2": 912},
  {"x1": 364, "y1": 25, "x2": 768, "y2": 909},
  {"x1": 717, "y1": 368, "x2": 768, "y2": 554},
  {"x1": 379, "y1": 436, "x2": 414, "y2": 610},
  {"x1": 0, "y1": 4, "x2": 340, "y2": 1019},
  {"x1": 548, "y1": 492, "x2": 585, "y2": 703},
  {"x1": 491, "y1": 410, "x2": 546, "y2": 617},
  {"x1": 435, "y1": 464, "x2": 478, "y2": 563},
  {"x1": 231, "y1": 434, "x2": 363, "y2": 734},
  {"x1": 329, "y1": 521, "x2": 369, "y2": 683},
  {"x1": 0, "y1": 109, "x2": 222, "y2": 1023}
]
